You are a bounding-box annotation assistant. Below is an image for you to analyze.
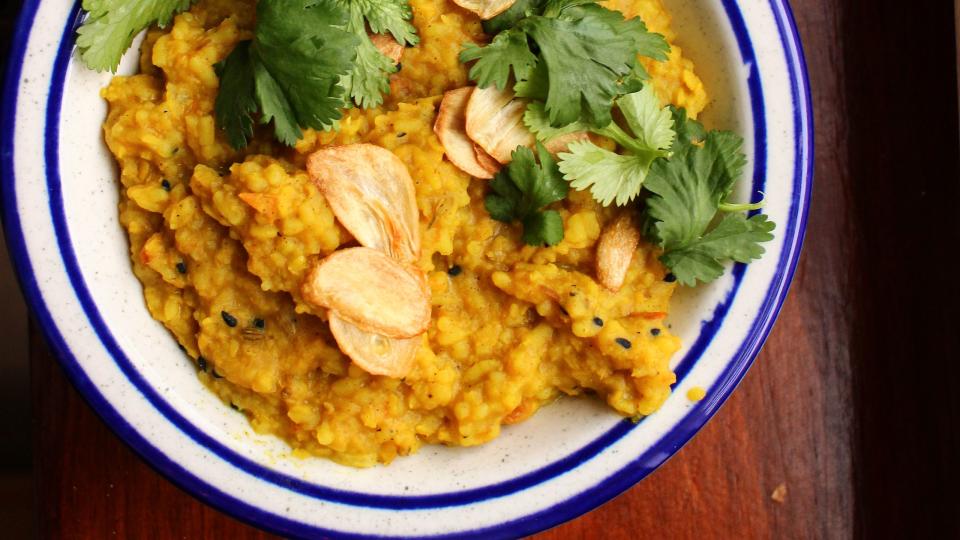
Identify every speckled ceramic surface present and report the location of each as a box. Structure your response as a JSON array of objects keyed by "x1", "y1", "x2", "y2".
[{"x1": 0, "y1": 0, "x2": 811, "y2": 537}]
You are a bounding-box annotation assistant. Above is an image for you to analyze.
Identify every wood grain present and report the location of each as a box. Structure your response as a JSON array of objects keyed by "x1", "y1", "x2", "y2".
[{"x1": 26, "y1": 0, "x2": 960, "y2": 538}]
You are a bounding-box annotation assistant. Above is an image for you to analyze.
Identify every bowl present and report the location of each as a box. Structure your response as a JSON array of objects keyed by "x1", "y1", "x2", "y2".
[{"x1": 0, "y1": 0, "x2": 812, "y2": 537}]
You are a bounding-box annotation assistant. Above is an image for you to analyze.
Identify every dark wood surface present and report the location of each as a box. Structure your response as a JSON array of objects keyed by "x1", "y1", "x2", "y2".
[{"x1": 23, "y1": 0, "x2": 960, "y2": 538}]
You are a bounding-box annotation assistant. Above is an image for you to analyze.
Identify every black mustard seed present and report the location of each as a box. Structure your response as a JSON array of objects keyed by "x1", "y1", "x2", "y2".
[{"x1": 221, "y1": 311, "x2": 238, "y2": 327}]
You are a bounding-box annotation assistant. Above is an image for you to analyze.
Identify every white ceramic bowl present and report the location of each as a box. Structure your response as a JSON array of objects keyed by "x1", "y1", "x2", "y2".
[{"x1": 1, "y1": 0, "x2": 812, "y2": 537}]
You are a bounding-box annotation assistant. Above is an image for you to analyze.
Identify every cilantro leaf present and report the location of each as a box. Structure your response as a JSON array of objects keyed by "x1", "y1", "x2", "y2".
[
  {"x1": 215, "y1": 0, "x2": 361, "y2": 147},
  {"x1": 644, "y1": 130, "x2": 747, "y2": 247},
  {"x1": 340, "y1": 0, "x2": 419, "y2": 46},
  {"x1": 340, "y1": 36, "x2": 396, "y2": 109},
  {"x1": 523, "y1": 101, "x2": 589, "y2": 141},
  {"x1": 558, "y1": 142, "x2": 654, "y2": 206},
  {"x1": 485, "y1": 143, "x2": 568, "y2": 246},
  {"x1": 255, "y1": 1, "x2": 358, "y2": 136},
  {"x1": 214, "y1": 41, "x2": 258, "y2": 149},
  {"x1": 659, "y1": 213, "x2": 775, "y2": 286},
  {"x1": 335, "y1": 0, "x2": 419, "y2": 108},
  {"x1": 76, "y1": 0, "x2": 194, "y2": 72},
  {"x1": 461, "y1": 0, "x2": 669, "y2": 128},
  {"x1": 617, "y1": 86, "x2": 675, "y2": 150},
  {"x1": 643, "y1": 124, "x2": 773, "y2": 286},
  {"x1": 460, "y1": 29, "x2": 538, "y2": 91},
  {"x1": 667, "y1": 105, "x2": 707, "y2": 151},
  {"x1": 519, "y1": 14, "x2": 640, "y2": 127},
  {"x1": 482, "y1": 0, "x2": 545, "y2": 34},
  {"x1": 551, "y1": 85, "x2": 674, "y2": 205},
  {"x1": 522, "y1": 210, "x2": 565, "y2": 246}
]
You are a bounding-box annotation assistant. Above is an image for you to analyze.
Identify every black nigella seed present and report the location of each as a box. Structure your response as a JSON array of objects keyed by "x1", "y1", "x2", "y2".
[
  {"x1": 664, "y1": 273, "x2": 677, "y2": 283},
  {"x1": 161, "y1": 179, "x2": 172, "y2": 191},
  {"x1": 651, "y1": 328, "x2": 661, "y2": 336},
  {"x1": 230, "y1": 403, "x2": 239, "y2": 411},
  {"x1": 593, "y1": 317, "x2": 604, "y2": 327},
  {"x1": 397, "y1": 132, "x2": 407, "y2": 138},
  {"x1": 396, "y1": 63, "x2": 402, "y2": 72},
  {"x1": 447, "y1": 265, "x2": 462, "y2": 277},
  {"x1": 559, "y1": 306, "x2": 569, "y2": 316},
  {"x1": 176, "y1": 261, "x2": 187, "y2": 274},
  {"x1": 197, "y1": 356, "x2": 208, "y2": 372},
  {"x1": 253, "y1": 318, "x2": 266, "y2": 329},
  {"x1": 616, "y1": 337, "x2": 632, "y2": 349},
  {"x1": 221, "y1": 311, "x2": 238, "y2": 327}
]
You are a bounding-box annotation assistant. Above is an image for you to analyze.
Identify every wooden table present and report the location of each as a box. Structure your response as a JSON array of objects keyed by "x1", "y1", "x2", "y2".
[{"x1": 27, "y1": 0, "x2": 960, "y2": 537}]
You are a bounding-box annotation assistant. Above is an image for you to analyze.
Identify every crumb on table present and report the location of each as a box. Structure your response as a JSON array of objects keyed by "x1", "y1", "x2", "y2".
[{"x1": 771, "y1": 483, "x2": 788, "y2": 503}]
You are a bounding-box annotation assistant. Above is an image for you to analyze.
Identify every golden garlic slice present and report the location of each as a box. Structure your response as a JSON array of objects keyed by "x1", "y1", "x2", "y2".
[
  {"x1": 369, "y1": 33, "x2": 404, "y2": 64},
  {"x1": 435, "y1": 87, "x2": 497, "y2": 179},
  {"x1": 302, "y1": 247, "x2": 431, "y2": 339},
  {"x1": 474, "y1": 143, "x2": 501, "y2": 175},
  {"x1": 328, "y1": 313, "x2": 421, "y2": 378},
  {"x1": 543, "y1": 131, "x2": 593, "y2": 155},
  {"x1": 307, "y1": 144, "x2": 420, "y2": 264},
  {"x1": 596, "y1": 213, "x2": 641, "y2": 292},
  {"x1": 465, "y1": 85, "x2": 535, "y2": 164},
  {"x1": 451, "y1": 0, "x2": 517, "y2": 20}
]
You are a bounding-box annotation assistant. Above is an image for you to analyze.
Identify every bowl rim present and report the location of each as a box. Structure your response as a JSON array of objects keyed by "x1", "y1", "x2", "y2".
[{"x1": 0, "y1": 0, "x2": 813, "y2": 537}]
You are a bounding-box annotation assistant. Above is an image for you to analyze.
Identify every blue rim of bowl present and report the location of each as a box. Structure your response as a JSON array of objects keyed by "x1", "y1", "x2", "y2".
[{"x1": 0, "y1": 0, "x2": 812, "y2": 537}]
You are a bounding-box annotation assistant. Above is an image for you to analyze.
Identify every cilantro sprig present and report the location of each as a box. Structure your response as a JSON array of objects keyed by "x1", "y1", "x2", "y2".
[
  {"x1": 336, "y1": 0, "x2": 419, "y2": 109},
  {"x1": 641, "y1": 109, "x2": 775, "y2": 286},
  {"x1": 460, "y1": 0, "x2": 668, "y2": 129},
  {"x1": 215, "y1": 0, "x2": 419, "y2": 148},
  {"x1": 525, "y1": 81, "x2": 775, "y2": 285},
  {"x1": 76, "y1": 0, "x2": 419, "y2": 148},
  {"x1": 525, "y1": 85, "x2": 674, "y2": 205},
  {"x1": 77, "y1": 0, "x2": 195, "y2": 72},
  {"x1": 215, "y1": 0, "x2": 359, "y2": 148},
  {"x1": 486, "y1": 143, "x2": 568, "y2": 246}
]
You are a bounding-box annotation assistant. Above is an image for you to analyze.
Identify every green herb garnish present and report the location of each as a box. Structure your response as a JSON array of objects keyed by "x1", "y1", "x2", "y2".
[
  {"x1": 76, "y1": 0, "x2": 195, "y2": 72},
  {"x1": 642, "y1": 110, "x2": 775, "y2": 286},
  {"x1": 215, "y1": 0, "x2": 358, "y2": 148},
  {"x1": 77, "y1": 0, "x2": 418, "y2": 148},
  {"x1": 525, "y1": 85, "x2": 675, "y2": 205},
  {"x1": 485, "y1": 143, "x2": 568, "y2": 246},
  {"x1": 335, "y1": 0, "x2": 419, "y2": 109},
  {"x1": 460, "y1": 0, "x2": 668, "y2": 128}
]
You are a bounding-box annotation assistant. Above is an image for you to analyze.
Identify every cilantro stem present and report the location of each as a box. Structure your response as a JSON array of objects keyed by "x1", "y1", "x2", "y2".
[
  {"x1": 592, "y1": 122, "x2": 643, "y2": 153},
  {"x1": 719, "y1": 200, "x2": 765, "y2": 212}
]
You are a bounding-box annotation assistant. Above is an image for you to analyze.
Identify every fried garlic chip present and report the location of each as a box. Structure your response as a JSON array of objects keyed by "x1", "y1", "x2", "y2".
[
  {"x1": 369, "y1": 33, "x2": 404, "y2": 64},
  {"x1": 328, "y1": 314, "x2": 421, "y2": 378},
  {"x1": 435, "y1": 87, "x2": 499, "y2": 179},
  {"x1": 465, "y1": 85, "x2": 535, "y2": 164},
  {"x1": 543, "y1": 131, "x2": 593, "y2": 155},
  {"x1": 596, "y1": 213, "x2": 640, "y2": 292},
  {"x1": 474, "y1": 143, "x2": 501, "y2": 175},
  {"x1": 307, "y1": 144, "x2": 421, "y2": 264},
  {"x1": 451, "y1": 0, "x2": 516, "y2": 19},
  {"x1": 302, "y1": 247, "x2": 431, "y2": 339}
]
